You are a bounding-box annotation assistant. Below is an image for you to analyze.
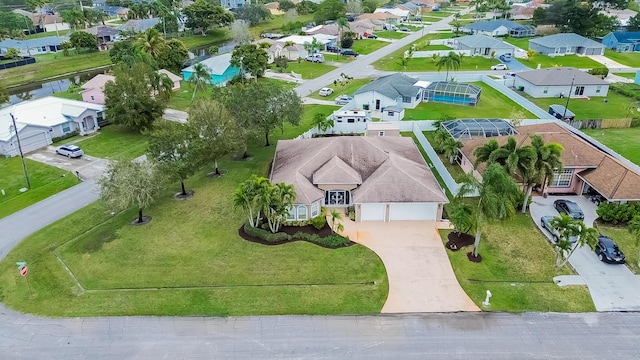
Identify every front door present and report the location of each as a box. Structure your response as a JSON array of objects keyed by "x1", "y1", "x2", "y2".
[
  {"x1": 325, "y1": 190, "x2": 350, "y2": 206},
  {"x1": 574, "y1": 86, "x2": 585, "y2": 96},
  {"x1": 375, "y1": 99, "x2": 381, "y2": 110}
]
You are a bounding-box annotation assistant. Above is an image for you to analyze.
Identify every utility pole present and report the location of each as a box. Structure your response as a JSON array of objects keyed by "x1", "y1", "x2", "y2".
[
  {"x1": 9, "y1": 113, "x2": 31, "y2": 190},
  {"x1": 561, "y1": 75, "x2": 575, "y2": 122}
]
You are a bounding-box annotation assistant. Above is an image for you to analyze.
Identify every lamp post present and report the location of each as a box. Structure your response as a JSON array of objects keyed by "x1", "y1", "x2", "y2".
[
  {"x1": 561, "y1": 75, "x2": 575, "y2": 122},
  {"x1": 9, "y1": 112, "x2": 31, "y2": 190}
]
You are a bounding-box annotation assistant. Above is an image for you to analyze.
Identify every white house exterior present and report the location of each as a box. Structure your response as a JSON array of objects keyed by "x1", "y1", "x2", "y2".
[
  {"x1": 331, "y1": 110, "x2": 370, "y2": 133},
  {"x1": 529, "y1": 33, "x2": 605, "y2": 56},
  {"x1": 0, "y1": 97, "x2": 104, "y2": 156},
  {"x1": 454, "y1": 35, "x2": 515, "y2": 58},
  {"x1": 381, "y1": 106, "x2": 405, "y2": 121},
  {"x1": 513, "y1": 67, "x2": 609, "y2": 98},
  {"x1": 353, "y1": 73, "x2": 423, "y2": 111},
  {"x1": 374, "y1": 7, "x2": 411, "y2": 21},
  {"x1": 0, "y1": 36, "x2": 68, "y2": 56}
]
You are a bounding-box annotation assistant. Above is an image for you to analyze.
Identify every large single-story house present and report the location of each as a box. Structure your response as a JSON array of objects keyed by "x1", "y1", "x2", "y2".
[
  {"x1": 454, "y1": 35, "x2": 515, "y2": 58},
  {"x1": 602, "y1": 32, "x2": 640, "y2": 53},
  {"x1": 117, "y1": 18, "x2": 161, "y2": 33},
  {"x1": 0, "y1": 36, "x2": 68, "y2": 56},
  {"x1": 513, "y1": 67, "x2": 609, "y2": 98},
  {"x1": 358, "y1": 12, "x2": 402, "y2": 24},
  {"x1": 457, "y1": 121, "x2": 640, "y2": 201},
  {"x1": 529, "y1": 33, "x2": 605, "y2": 56},
  {"x1": 0, "y1": 97, "x2": 104, "y2": 156},
  {"x1": 354, "y1": 73, "x2": 422, "y2": 110},
  {"x1": 12, "y1": 9, "x2": 69, "y2": 33},
  {"x1": 85, "y1": 26, "x2": 120, "y2": 49},
  {"x1": 81, "y1": 69, "x2": 180, "y2": 104},
  {"x1": 374, "y1": 7, "x2": 411, "y2": 21},
  {"x1": 278, "y1": 34, "x2": 337, "y2": 50},
  {"x1": 463, "y1": 20, "x2": 535, "y2": 37},
  {"x1": 182, "y1": 53, "x2": 241, "y2": 86},
  {"x1": 270, "y1": 136, "x2": 448, "y2": 222},
  {"x1": 600, "y1": 8, "x2": 637, "y2": 27}
]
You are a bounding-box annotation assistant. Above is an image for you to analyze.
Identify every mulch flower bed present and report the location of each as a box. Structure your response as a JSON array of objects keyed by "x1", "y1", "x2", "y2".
[
  {"x1": 445, "y1": 232, "x2": 475, "y2": 252},
  {"x1": 238, "y1": 223, "x2": 355, "y2": 249}
]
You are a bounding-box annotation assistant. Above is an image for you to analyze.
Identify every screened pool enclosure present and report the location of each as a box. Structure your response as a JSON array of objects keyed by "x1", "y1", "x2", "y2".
[
  {"x1": 423, "y1": 82, "x2": 482, "y2": 106},
  {"x1": 441, "y1": 119, "x2": 518, "y2": 140}
]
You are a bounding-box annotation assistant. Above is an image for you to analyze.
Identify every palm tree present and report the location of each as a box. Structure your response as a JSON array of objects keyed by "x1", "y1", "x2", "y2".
[
  {"x1": 312, "y1": 113, "x2": 334, "y2": 133},
  {"x1": 336, "y1": 17, "x2": 349, "y2": 41},
  {"x1": 457, "y1": 163, "x2": 521, "y2": 259},
  {"x1": 431, "y1": 128, "x2": 451, "y2": 153},
  {"x1": 441, "y1": 136, "x2": 463, "y2": 164},
  {"x1": 487, "y1": 137, "x2": 537, "y2": 181},
  {"x1": 188, "y1": 63, "x2": 211, "y2": 103},
  {"x1": 264, "y1": 182, "x2": 297, "y2": 233},
  {"x1": 472, "y1": 139, "x2": 500, "y2": 168},
  {"x1": 329, "y1": 209, "x2": 344, "y2": 234},
  {"x1": 435, "y1": 51, "x2": 461, "y2": 82},
  {"x1": 551, "y1": 215, "x2": 599, "y2": 267},
  {"x1": 233, "y1": 175, "x2": 270, "y2": 227},
  {"x1": 93, "y1": 9, "x2": 109, "y2": 25},
  {"x1": 520, "y1": 135, "x2": 563, "y2": 213},
  {"x1": 134, "y1": 28, "x2": 167, "y2": 59},
  {"x1": 150, "y1": 72, "x2": 174, "y2": 102},
  {"x1": 448, "y1": 199, "x2": 476, "y2": 236},
  {"x1": 284, "y1": 40, "x2": 295, "y2": 60}
]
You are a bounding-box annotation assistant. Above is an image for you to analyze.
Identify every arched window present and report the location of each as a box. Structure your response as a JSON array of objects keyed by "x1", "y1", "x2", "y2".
[{"x1": 297, "y1": 205, "x2": 308, "y2": 220}]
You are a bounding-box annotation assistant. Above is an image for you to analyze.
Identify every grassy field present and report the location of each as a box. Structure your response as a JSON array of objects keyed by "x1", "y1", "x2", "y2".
[
  {"x1": 0, "y1": 158, "x2": 78, "y2": 219},
  {"x1": 405, "y1": 81, "x2": 536, "y2": 120},
  {"x1": 178, "y1": 29, "x2": 230, "y2": 49},
  {"x1": 285, "y1": 61, "x2": 336, "y2": 79},
  {"x1": 582, "y1": 128, "x2": 640, "y2": 165},
  {"x1": 249, "y1": 14, "x2": 314, "y2": 38},
  {"x1": 517, "y1": 54, "x2": 602, "y2": 69},
  {"x1": 604, "y1": 49, "x2": 640, "y2": 67},
  {"x1": 423, "y1": 44, "x2": 453, "y2": 50},
  {"x1": 351, "y1": 39, "x2": 388, "y2": 54},
  {"x1": 0, "y1": 105, "x2": 388, "y2": 317},
  {"x1": 167, "y1": 81, "x2": 210, "y2": 111},
  {"x1": 73, "y1": 125, "x2": 149, "y2": 161},
  {"x1": 440, "y1": 215, "x2": 595, "y2": 312},
  {"x1": 2, "y1": 51, "x2": 112, "y2": 88},
  {"x1": 613, "y1": 72, "x2": 638, "y2": 79},
  {"x1": 373, "y1": 30, "x2": 409, "y2": 39},
  {"x1": 308, "y1": 78, "x2": 373, "y2": 100},
  {"x1": 51, "y1": 88, "x2": 83, "y2": 101},
  {"x1": 525, "y1": 90, "x2": 636, "y2": 120},
  {"x1": 594, "y1": 224, "x2": 640, "y2": 274}
]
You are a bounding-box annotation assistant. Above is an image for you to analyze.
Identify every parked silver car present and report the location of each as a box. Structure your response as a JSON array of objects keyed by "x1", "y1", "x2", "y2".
[
  {"x1": 56, "y1": 144, "x2": 84, "y2": 158},
  {"x1": 335, "y1": 95, "x2": 353, "y2": 105},
  {"x1": 540, "y1": 216, "x2": 578, "y2": 243}
]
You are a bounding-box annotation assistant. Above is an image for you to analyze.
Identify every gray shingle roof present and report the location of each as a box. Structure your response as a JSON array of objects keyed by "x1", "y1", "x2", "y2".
[
  {"x1": 354, "y1": 73, "x2": 421, "y2": 99},
  {"x1": 530, "y1": 33, "x2": 605, "y2": 49},
  {"x1": 464, "y1": 20, "x2": 521, "y2": 32},
  {"x1": 455, "y1": 34, "x2": 513, "y2": 49},
  {"x1": 516, "y1": 67, "x2": 609, "y2": 86},
  {"x1": 0, "y1": 36, "x2": 68, "y2": 50},
  {"x1": 117, "y1": 18, "x2": 160, "y2": 32}
]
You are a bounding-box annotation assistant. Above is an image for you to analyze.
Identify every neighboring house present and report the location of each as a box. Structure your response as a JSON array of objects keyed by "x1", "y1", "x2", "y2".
[
  {"x1": 264, "y1": 2, "x2": 284, "y2": 15},
  {"x1": 281, "y1": 43, "x2": 307, "y2": 61},
  {"x1": 92, "y1": 5, "x2": 129, "y2": 18},
  {"x1": 85, "y1": 26, "x2": 120, "y2": 49},
  {"x1": 117, "y1": 18, "x2": 161, "y2": 33},
  {"x1": 374, "y1": 7, "x2": 411, "y2": 21},
  {"x1": 350, "y1": 19, "x2": 383, "y2": 37},
  {"x1": 0, "y1": 97, "x2": 104, "y2": 156},
  {"x1": 220, "y1": 0, "x2": 250, "y2": 8},
  {"x1": 0, "y1": 36, "x2": 68, "y2": 56},
  {"x1": 270, "y1": 137, "x2": 448, "y2": 222},
  {"x1": 513, "y1": 67, "x2": 609, "y2": 98},
  {"x1": 381, "y1": 106, "x2": 405, "y2": 121},
  {"x1": 358, "y1": 12, "x2": 402, "y2": 24},
  {"x1": 458, "y1": 122, "x2": 640, "y2": 201},
  {"x1": 602, "y1": 32, "x2": 640, "y2": 52},
  {"x1": 529, "y1": 33, "x2": 605, "y2": 56},
  {"x1": 366, "y1": 122, "x2": 401, "y2": 137},
  {"x1": 181, "y1": 53, "x2": 241, "y2": 86},
  {"x1": 158, "y1": 69, "x2": 182, "y2": 91},
  {"x1": 600, "y1": 8, "x2": 637, "y2": 27},
  {"x1": 354, "y1": 73, "x2": 423, "y2": 110},
  {"x1": 80, "y1": 73, "x2": 115, "y2": 104},
  {"x1": 278, "y1": 34, "x2": 337, "y2": 49},
  {"x1": 305, "y1": 24, "x2": 339, "y2": 37},
  {"x1": 12, "y1": 9, "x2": 69, "y2": 33},
  {"x1": 454, "y1": 34, "x2": 515, "y2": 58},
  {"x1": 463, "y1": 20, "x2": 535, "y2": 37}
]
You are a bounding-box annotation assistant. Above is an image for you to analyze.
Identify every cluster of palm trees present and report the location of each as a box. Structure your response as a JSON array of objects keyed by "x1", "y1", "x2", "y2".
[
  {"x1": 233, "y1": 176, "x2": 297, "y2": 234},
  {"x1": 60, "y1": 8, "x2": 109, "y2": 29},
  {"x1": 431, "y1": 128, "x2": 463, "y2": 165}
]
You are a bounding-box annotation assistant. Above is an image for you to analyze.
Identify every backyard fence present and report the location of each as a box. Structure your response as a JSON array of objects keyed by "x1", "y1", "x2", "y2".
[
  {"x1": 0, "y1": 56, "x2": 35, "y2": 70},
  {"x1": 411, "y1": 50, "x2": 471, "y2": 58},
  {"x1": 565, "y1": 118, "x2": 632, "y2": 130}
]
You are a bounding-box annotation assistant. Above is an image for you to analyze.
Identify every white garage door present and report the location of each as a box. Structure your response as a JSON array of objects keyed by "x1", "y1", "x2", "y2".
[
  {"x1": 18, "y1": 131, "x2": 49, "y2": 154},
  {"x1": 360, "y1": 203, "x2": 386, "y2": 221},
  {"x1": 389, "y1": 203, "x2": 438, "y2": 221}
]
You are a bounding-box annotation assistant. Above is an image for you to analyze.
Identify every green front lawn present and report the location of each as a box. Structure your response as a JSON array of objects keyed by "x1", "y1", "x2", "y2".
[
  {"x1": 167, "y1": 81, "x2": 210, "y2": 111},
  {"x1": 285, "y1": 61, "x2": 336, "y2": 79},
  {"x1": 373, "y1": 30, "x2": 409, "y2": 39},
  {"x1": 73, "y1": 125, "x2": 149, "y2": 161},
  {"x1": 582, "y1": 128, "x2": 640, "y2": 165},
  {"x1": 423, "y1": 16, "x2": 444, "y2": 22},
  {"x1": 2, "y1": 51, "x2": 112, "y2": 88},
  {"x1": 351, "y1": 39, "x2": 388, "y2": 54},
  {"x1": 423, "y1": 44, "x2": 453, "y2": 50},
  {"x1": 377, "y1": 54, "x2": 500, "y2": 72},
  {"x1": 525, "y1": 90, "x2": 636, "y2": 120},
  {"x1": 594, "y1": 224, "x2": 640, "y2": 274},
  {"x1": 0, "y1": 105, "x2": 388, "y2": 317},
  {"x1": 441, "y1": 215, "x2": 595, "y2": 312},
  {"x1": 613, "y1": 72, "x2": 638, "y2": 79},
  {"x1": 405, "y1": 81, "x2": 536, "y2": 120},
  {"x1": 178, "y1": 29, "x2": 230, "y2": 49},
  {"x1": 308, "y1": 78, "x2": 373, "y2": 100},
  {"x1": 517, "y1": 54, "x2": 602, "y2": 69},
  {"x1": 0, "y1": 158, "x2": 78, "y2": 219},
  {"x1": 604, "y1": 49, "x2": 640, "y2": 67}
]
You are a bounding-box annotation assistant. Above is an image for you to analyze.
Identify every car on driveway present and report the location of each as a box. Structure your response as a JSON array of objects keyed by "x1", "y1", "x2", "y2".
[
  {"x1": 540, "y1": 216, "x2": 578, "y2": 243},
  {"x1": 363, "y1": 33, "x2": 377, "y2": 39},
  {"x1": 326, "y1": 44, "x2": 340, "y2": 53},
  {"x1": 318, "y1": 87, "x2": 334, "y2": 96},
  {"x1": 595, "y1": 235, "x2": 625, "y2": 264},
  {"x1": 553, "y1": 199, "x2": 585, "y2": 220},
  {"x1": 339, "y1": 49, "x2": 359, "y2": 57},
  {"x1": 335, "y1": 95, "x2": 353, "y2": 105},
  {"x1": 397, "y1": 27, "x2": 411, "y2": 32},
  {"x1": 499, "y1": 53, "x2": 512, "y2": 62},
  {"x1": 56, "y1": 144, "x2": 84, "y2": 158},
  {"x1": 491, "y1": 64, "x2": 508, "y2": 70}
]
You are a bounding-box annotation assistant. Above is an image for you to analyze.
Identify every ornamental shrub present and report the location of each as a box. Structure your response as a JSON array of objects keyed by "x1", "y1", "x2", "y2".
[
  {"x1": 244, "y1": 223, "x2": 291, "y2": 242},
  {"x1": 310, "y1": 215, "x2": 327, "y2": 230},
  {"x1": 596, "y1": 202, "x2": 640, "y2": 224}
]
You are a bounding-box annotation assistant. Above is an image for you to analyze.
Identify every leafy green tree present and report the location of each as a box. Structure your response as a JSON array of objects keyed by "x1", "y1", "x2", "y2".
[
  {"x1": 183, "y1": 0, "x2": 234, "y2": 35},
  {"x1": 458, "y1": 164, "x2": 521, "y2": 259},
  {"x1": 147, "y1": 121, "x2": 201, "y2": 196},
  {"x1": 109, "y1": 38, "x2": 136, "y2": 64},
  {"x1": 70, "y1": 31, "x2": 98, "y2": 52},
  {"x1": 233, "y1": 4, "x2": 271, "y2": 26},
  {"x1": 274, "y1": 55, "x2": 288, "y2": 72},
  {"x1": 472, "y1": 139, "x2": 500, "y2": 168},
  {"x1": 93, "y1": 8, "x2": 109, "y2": 25},
  {"x1": 312, "y1": 112, "x2": 334, "y2": 133},
  {"x1": 629, "y1": 215, "x2": 640, "y2": 246},
  {"x1": 362, "y1": 0, "x2": 379, "y2": 13},
  {"x1": 628, "y1": 14, "x2": 640, "y2": 32},
  {"x1": 551, "y1": 214, "x2": 599, "y2": 267},
  {"x1": 61, "y1": 41, "x2": 72, "y2": 56},
  {"x1": 314, "y1": 0, "x2": 346, "y2": 23},
  {"x1": 234, "y1": 175, "x2": 271, "y2": 227},
  {"x1": 25, "y1": 0, "x2": 46, "y2": 11},
  {"x1": 156, "y1": 39, "x2": 189, "y2": 73},
  {"x1": 278, "y1": 0, "x2": 296, "y2": 12},
  {"x1": 435, "y1": 52, "x2": 461, "y2": 82},
  {"x1": 340, "y1": 35, "x2": 354, "y2": 48},
  {"x1": 188, "y1": 99, "x2": 243, "y2": 176},
  {"x1": 104, "y1": 63, "x2": 167, "y2": 132},
  {"x1": 4, "y1": 47, "x2": 19, "y2": 59},
  {"x1": 98, "y1": 159, "x2": 165, "y2": 225},
  {"x1": 230, "y1": 43, "x2": 268, "y2": 79},
  {"x1": 295, "y1": 0, "x2": 318, "y2": 15},
  {"x1": 188, "y1": 62, "x2": 211, "y2": 103},
  {"x1": 61, "y1": 9, "x2": 84, "y2": 30},
  {"x1": 0, "y1": 11, "x2": 34, "y2": 32}
]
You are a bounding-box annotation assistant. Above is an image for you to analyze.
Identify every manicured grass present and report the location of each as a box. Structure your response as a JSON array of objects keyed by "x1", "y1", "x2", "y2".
[
  {"x1": 26, "y1": 31, "x2": 68, "y2": 39},
  {"x1": 51, "y1": 89, "x2": 82, "y2": 101},
  {"x1": 0, "y1": 158, "x2": 78, "y2": 219},
  {"x1": 525, "y1": 90, "x2": 637, "y2": 120},
  {"x1": 405, "y1": 81, "x2": 536, "y2": 120},
  {"x1": 613, "y1": 72, "x2": 638, "y2": 79},
  {"x1": 249, "y1": 14, "x2": 314, "y2": 38},
  {"x1": 379, "y1": 53, "x2": 500, "y2": 72},
  {"x1": 423, "y1": 16, "x2": 444, "y2": 22},
  {"x1": 423, "y1": 44, "x2": 453, "y2": 50},
  {"x1": 0, "y1": 105, "x2": 388, "y2": 317},
  {"x1": 594, "y1": 224, "x2": 640, "y2": 274},
  {"x1": 167, "y1": 81, "x2": 210, "y2": 111},
  {"x1": 517, "y1": 54, "x2": 602, "y2": 69},
  {"x1": 350, "y1": 39, "x2": 388, "y2": 54},
  {"x1": 2, "y1": 51, "x2": 112, "y2": 88},
  {"x1": 308, "y1": 78, "x2": 373, "y2": 100},
  {"x1": 503, "y1": 37, "x2": 532, "y2": 50},
  {"x1": 582, "y1": 128, "x2": 640, "y2": 165},
  {"x1": 178, "y1": 29, "x2": 230, "y2": 49},
  {"x1": 73, "y1": 125, "x2": 148, "y2": 161},
  {"x1": 604, "y1": 49, "x2": 640, "y2": 67},
  {"x1": 284, "y1": 61, "x2": 336, "y2": 79},
  {"x1": 440, "y1": 216, "x2": 595, "y2": 312},
  {"x1": 259, "y1": 77, "x2": 298, "y2": 90},
  {"x1": 373, "y1": 30, "x2": 409, "y2": 39}
]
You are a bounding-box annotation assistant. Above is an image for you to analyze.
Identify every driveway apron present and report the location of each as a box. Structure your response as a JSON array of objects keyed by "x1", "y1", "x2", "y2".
[
  {"x1": 342, "y1": 220, "x2": 479, "y2": 313},
  {"x1": 26, "y1": 146, "x2": 107, "y2": 180}
]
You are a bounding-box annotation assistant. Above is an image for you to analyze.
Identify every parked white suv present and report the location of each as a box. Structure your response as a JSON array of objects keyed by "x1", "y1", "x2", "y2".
[
  {"x1": 491, "y1": 64, "x2": 508, "y2": 70},
  {"x1": 305, "y1": 53, "x2": 325, "y2": 63},
  {"x1": 318, "y1": 87, "x2": 334, "y2": 96},
  {"x1": 56, "y1": 144, "x2": 84, "y2": 158}
]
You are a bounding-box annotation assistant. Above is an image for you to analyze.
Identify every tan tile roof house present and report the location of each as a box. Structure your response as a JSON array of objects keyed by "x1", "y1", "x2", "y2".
[
  {"x1": 458, "y1": 122, "x2": 640, "y2": 201},
  {"x1": 270, "y1": 137, "x2": 448, "y2": 222}
]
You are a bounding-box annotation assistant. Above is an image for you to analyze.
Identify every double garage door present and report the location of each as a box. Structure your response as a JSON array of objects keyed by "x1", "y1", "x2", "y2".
[{"x1": 360, "y1": 203, "x2": 438, "y2": 221}]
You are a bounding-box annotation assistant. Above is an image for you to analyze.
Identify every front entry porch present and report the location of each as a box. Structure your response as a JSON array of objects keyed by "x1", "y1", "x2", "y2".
[{"x1": 77, "y1": 115, "x2": 100, "y2": 136}]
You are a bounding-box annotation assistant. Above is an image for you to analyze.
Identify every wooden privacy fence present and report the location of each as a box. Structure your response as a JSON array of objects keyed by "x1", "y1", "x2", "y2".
[{"x1": 565, "y1": 118, "x2": 631, "y2": 130}]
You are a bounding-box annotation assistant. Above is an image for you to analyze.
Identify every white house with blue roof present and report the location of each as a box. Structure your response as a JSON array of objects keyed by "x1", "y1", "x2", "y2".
[
  {"x1": 602, "y1": 32, "x2": 640, "y2": 53},
  {"x1": 463, "y1": 20, "x2": 535, "y2": 37},
  {"x1": 0, "y1": 36, "x2": 68, "y2": 56},
  {"x1": 529, "y1": 33, "x2": 605, "y2": 56},
  {"x1": 454, "y1": 35, "x2": 515, "y2": 58},
  {"x1": 353, "y1": 73, "x2": 423, "y2": 111}
]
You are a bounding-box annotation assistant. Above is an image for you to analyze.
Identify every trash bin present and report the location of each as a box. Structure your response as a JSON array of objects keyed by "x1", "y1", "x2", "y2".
[{"x1": 363, "y1": 104, "x2": 370, "y2": 110}]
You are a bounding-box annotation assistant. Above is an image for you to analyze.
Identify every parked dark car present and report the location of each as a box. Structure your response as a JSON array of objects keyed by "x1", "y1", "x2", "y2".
[
  {"x1": 326, "y1": 45, "x2": 340, "y2": 53},
  {"x1": 339, "y1": 49, "x2": 359, "y2": 57},
  {"x1": 595, "y1": 235, "x2": 626, "y2": 264},
  {"x1": 553, "y1": 199, "x2": 585, "y2": 220}
]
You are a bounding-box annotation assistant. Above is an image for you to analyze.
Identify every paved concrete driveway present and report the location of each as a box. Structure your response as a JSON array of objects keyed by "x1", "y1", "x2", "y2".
[
  {"x1": 530, "y1": 195, "x2": 640, "y2": 311},
  {"x1": 26, "y1": 146, "x2": 107, "y2": 180},
  {"x1": 342, "y1": 220, "x2": 479, "y2": 313}
]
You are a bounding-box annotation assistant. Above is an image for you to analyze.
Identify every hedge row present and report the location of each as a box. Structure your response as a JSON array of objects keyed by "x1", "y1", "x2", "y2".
[
  {"x1": 596, "y1": 202, "x2": 640, "y2": 224},
  {"x1": 243, "y1": 223, "x2": 350, "y2": 248}
]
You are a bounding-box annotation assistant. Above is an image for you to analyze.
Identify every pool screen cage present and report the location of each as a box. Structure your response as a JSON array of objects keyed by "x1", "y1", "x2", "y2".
[
  {"x1": 441, "y1": 119, "x2": 518, "y2": 140},
  {"x1": 423, "y1": 82, "x2": 482, "y2": 106}
]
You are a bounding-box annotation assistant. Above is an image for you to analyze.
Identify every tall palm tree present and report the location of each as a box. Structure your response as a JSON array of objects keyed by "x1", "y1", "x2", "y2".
[
  {"x1": 441, "y1": 136, "x2": 463, "y2": 165},
  {"x1": 188, "y1": 63, "x2": 211, "y2": 103},
  {"x1": 284, "y1": 40, "x2": 295, "y2": 60},
  {"x1": 134, "y1": 28, "x2": 167, "y2": 59},
  {"x1": 150, "y1": 72, "x2": 174, "y2": 102},
  {"x1": 312, "y1": 112, "x2": 333, "y2": 133},
  {"x1": 93, "y1": 9, "x2": 109, "y2": 25},
  {"x1": 435, "y1": 51, "x2": 461, "y2": 82},
  {"x1": 520, "y1": 135, "x2": 564, "y2": 213},
  {"x1": 472, "y1": 139, "x2": 500, "y2": 168},
  {"x1": 457, "y1": 163, "x2": 521, "y2": 259},
  {"x1": 336, "y1": 17, "x2": 349, "y2": 41},
  {"x1": 487, "y1": 137, "x2": 536, "y2": 180},
  {"x1": 264, "y1": 182, "x2": 297, "y2": 233},
  {"x1": 233, "y1": 175, "x2": 270, "y2": 227},
  {"x1": 551, "y1": 214, "x2": 599, "y2": 267}
]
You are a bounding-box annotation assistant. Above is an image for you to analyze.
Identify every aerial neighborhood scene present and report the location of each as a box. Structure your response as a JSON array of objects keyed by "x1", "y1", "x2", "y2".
[{"x1": 2, "y1": 0, "x2": 640, "y2": 356}]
